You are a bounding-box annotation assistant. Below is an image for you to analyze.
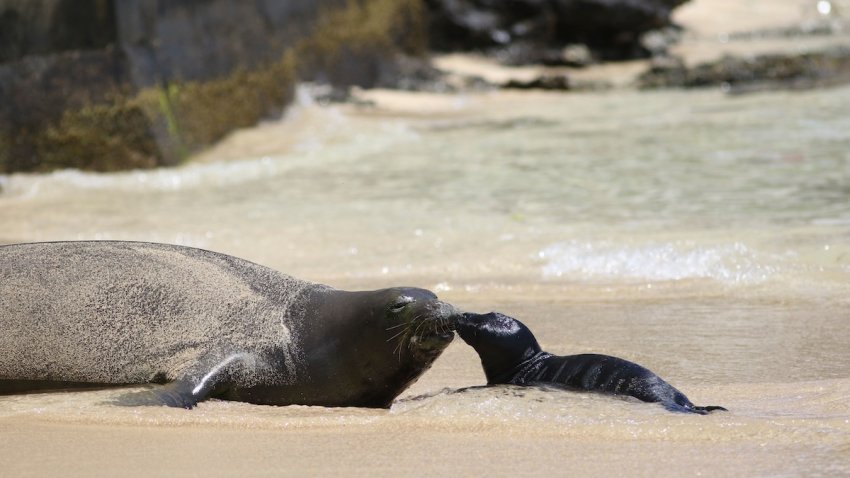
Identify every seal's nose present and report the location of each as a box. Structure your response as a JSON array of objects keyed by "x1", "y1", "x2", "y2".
[
  {"x1": 430, "y1": 301, "x2": 455, "y2": 319},
  {"x1": 430, "y1": 301, "x2": 465, "y2": 331}
]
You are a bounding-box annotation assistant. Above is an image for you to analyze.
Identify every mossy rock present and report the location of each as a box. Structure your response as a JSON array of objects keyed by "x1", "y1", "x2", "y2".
[
  {"x1": 35, "y1": 100, "x2": 162, "y2": 171},
  {"x1": 1, "y1": 0, "x2": 429, "y2": 173}
]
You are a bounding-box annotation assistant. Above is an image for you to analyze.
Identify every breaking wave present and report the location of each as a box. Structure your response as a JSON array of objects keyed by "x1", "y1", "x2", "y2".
[{"x1": 539, "y1": 240, "x2": 783, "y2": 284}]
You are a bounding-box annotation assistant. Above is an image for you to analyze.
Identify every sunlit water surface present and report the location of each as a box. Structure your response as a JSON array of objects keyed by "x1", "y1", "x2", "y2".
[{"x1": 1, "y1": 86, "x2": 849, "y2": 476}]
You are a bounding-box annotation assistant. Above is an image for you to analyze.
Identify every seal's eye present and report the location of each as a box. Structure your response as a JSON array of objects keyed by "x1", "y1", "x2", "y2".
[{"x1": 390, "y1": 296, "x2": 414, "y2": 313}]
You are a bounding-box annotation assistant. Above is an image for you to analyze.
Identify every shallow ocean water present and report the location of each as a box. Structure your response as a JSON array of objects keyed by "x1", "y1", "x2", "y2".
[{"x1": 1, "y1": 84, "x2": 849, "y2": 476}]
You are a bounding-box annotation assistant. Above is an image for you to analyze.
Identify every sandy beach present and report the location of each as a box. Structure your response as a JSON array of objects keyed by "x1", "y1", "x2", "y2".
[{"x1": 2, "y1": 1, "x2": 850, "y2": 476}]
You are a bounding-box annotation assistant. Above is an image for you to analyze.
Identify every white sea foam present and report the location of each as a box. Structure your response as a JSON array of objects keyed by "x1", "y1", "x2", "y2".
[
  {"x1": 0, "y1": 85, "x2": 424, "y2": 201},
  {"x1": 0, "y1": 155, "x2": 287, "y2": 199},
  {"x1": 539, "y1": 240, "x2": 782, "y2": 284}
]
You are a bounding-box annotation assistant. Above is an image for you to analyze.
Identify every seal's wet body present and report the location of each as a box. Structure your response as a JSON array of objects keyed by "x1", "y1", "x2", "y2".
[{"x1": 0, "y1": 241, "x2": 455, "y2": 408}]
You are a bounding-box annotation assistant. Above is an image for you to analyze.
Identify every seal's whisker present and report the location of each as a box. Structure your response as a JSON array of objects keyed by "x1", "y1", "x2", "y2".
[
  {"x1": 385, "y1": 327, "x2": 409, "y2": 343},
  {"x1": 438, "y1": 316, "x2": 449, "y2": 335},
  {"x1": 385, "y1": 322, "x2": 408, "y2": 331},
  {"x1": 408, "y1": 320, "x2": 429, "y2": 350},
  {"x1": 404, "y1": 313, "x2": 425, "y2": 337},
  {"x1": 413, "y1": 320, "x2": 427, "y2": 338},
  {"x1": 393, "y1": 323, "x2": 413, "y2": 358}
]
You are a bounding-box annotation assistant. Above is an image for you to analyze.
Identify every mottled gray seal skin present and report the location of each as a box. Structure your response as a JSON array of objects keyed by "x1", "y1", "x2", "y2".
[
  {"x1": 455, "y1": 312, "x2": 726, "y2": 415},
  {"x1": 0, "y1": 241, "x2": 456, "y2": 408}
]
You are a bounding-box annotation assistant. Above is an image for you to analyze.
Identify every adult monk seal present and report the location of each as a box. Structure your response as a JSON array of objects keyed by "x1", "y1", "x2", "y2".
[
  {"x1": 454, "y1": 312, "x2": 726, "y2": 414},
  {"x1": 0, "y1": 241, "x2": 456, "y2": 408}
]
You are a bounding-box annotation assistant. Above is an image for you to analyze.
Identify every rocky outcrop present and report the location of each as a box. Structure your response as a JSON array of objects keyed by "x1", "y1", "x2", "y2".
[
  {"x1": 424, "y1": 0, "x2": 690, "y2": 62},
  {"x1": 0, "y1": 0, "x2": 426, "y2": 173},
  {"x1": 0, "y1": 0, "x2": 117, "y2": 64},
  {"x1": 638, "y1": 47, "x2": 850, "y2": 93}
]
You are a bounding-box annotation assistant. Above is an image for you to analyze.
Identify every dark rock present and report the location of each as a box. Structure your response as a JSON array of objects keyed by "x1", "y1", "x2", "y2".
[
  {"x1": 638, "y1": 46, "x2": 850, "y2": 93},
  {"x1": 0, "y1": 0, "x2": 428, "y2": 173},
  {"x1": 495, "y1": 42, "x2": 592, "y2": 67},
  {"x1": 641, "y1": 26, "x2": 682, "y2": 58},
  {"x1": 424, "y1": 0, "x2": 556, "y2": 51},
  {"x1": 0, "y1": 0, "x2": 117, "y2": 63},
  {"x1": 424, "y1": 0, "x2": 690, "y2": 61},
  {"x1": 727, "y1": 19, "x2": 848, "y2": 41},
  {"x1": 377, "y1": 54, "x2": 454, "y2": 92},
  {"x1": 113, "y1": 0, "x2": 333, "y2": 86},
  {"x1": 550, "y1": 0, "x2": 688, "y2": 60},
  {"x1": 0, "y1": 46, "x2": 145, "y2": 172},
  {"x1": 502, "y1": 74, "x2": 570, "y2": 90}
]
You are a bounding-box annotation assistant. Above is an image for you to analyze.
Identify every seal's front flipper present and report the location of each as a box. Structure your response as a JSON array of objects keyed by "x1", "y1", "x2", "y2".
[
  {"x1": 114, "y1": 353, "x2": 254, "y2": 409},
  {"x1": 155, "y1": 380, "x2": 204, "y2": 409},
  {"x1": 663, "y1": 402, "x2": 728, "y2": 415},
  {"x1": 113, "y1": 380, "x2": 204, "y2": 409},
  {"x1": 118, "y1": 380, "x2": 202, "y2": 408}
]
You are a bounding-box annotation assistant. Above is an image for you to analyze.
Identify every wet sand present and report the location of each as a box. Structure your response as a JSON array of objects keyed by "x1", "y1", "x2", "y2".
[
  {"x1": 2, "y1": 421, "x2": 835, "y2": 477},
  {"x1": 2, "y1": 294, "x2": 849, "y2": 477}
]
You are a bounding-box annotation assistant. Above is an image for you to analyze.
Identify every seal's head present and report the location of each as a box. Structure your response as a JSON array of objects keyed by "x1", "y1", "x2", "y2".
[
  {"x1": 301, "y1": 286, "x2": 459, "y2": 408},
  {"x1": 381, "y1": 287, "x2": 456, "y2": 360},
  {"x1": 454, "y1": 312, "x2": 542, "y2": 384}
]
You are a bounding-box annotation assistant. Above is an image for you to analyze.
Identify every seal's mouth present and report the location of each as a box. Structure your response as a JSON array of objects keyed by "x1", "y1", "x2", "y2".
[
  {"x1": 415, "y1": 301, "x2": 458, "y2": 345},
  {"x1": 405, "y1": 320, "x2": 454, "y2": 356},
  {"x1": 386, "y1": 300, "x2": 458, "y2": 357},
  {"x1": 410, "y1": 329, "x2": 454, "y2": 349}
]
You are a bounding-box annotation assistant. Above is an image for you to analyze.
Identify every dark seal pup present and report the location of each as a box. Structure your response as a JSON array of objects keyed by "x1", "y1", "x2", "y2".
[
  {"x1": 0, "y1": 241, "x2": 456, "y2": 409},
  {"x1": 454, "y1": 312, "x2": 726, "y2": 414}
]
